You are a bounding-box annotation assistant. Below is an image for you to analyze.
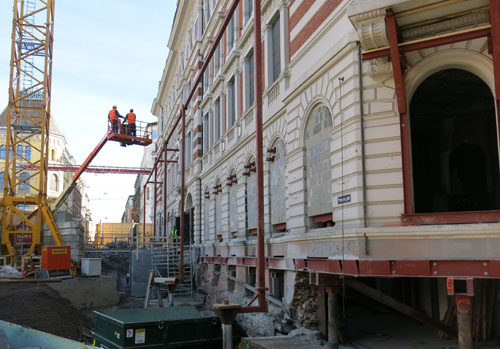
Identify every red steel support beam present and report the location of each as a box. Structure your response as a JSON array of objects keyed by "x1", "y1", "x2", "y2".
[
  {"x1": 362, "y1": 26, "x2": 491, "y2": 60},
  {"x1": 153, "y1": 165, "x2": 157, "y2": 238},
  {"x1": 201, "y1": 256, "x2": 500, "y2": 278},
  {"x1": 180, "y1": 106, "x2": 186, "y2": 282},
  {"x1": 490, "y1": 0, "x2": 500, "y2": 140},
  {"x1": 385, "y1": 9, "x2": 413, "y2": 215},
  {"x1": 240, "y1": 0, "x2": 267, "y2": 314},
  {"x1": 72, "y1": 131, "x2": 110, "y2": 182}
]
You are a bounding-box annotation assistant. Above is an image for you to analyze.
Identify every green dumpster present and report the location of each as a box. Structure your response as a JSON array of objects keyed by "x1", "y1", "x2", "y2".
[{"x1": 92, "y1": 306, "x2": 243, "y2": 348}]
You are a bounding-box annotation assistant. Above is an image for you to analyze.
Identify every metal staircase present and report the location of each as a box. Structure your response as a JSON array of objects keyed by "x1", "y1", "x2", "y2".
[{"x1": 150, "y1": 237, "x2": 193, "y2": 297}]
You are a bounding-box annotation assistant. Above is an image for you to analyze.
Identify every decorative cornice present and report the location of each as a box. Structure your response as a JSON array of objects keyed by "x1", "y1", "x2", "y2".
[
  {"x1": 401, "y1": 9, "x2": 490, "y2": 41},
  {"x1": 349, "y1": 8, "x2": 388, "y2": 51}
]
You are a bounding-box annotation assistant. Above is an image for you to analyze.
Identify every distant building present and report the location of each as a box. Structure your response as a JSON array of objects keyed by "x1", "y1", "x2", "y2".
[
  {"x1": 122, "y1": 122, "x2": 158, "y2": 228},
  {"x1": 122, "y1": 195, "x2": 135, "y2": 223},
  {"x1": 0, "y1": 104, "x2": 88, "y2": 220}
]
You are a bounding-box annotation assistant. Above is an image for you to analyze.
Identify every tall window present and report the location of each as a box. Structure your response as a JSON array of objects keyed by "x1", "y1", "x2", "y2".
[
  {"x1": 271, "y1": 15, "x2": 281, "y2": 83},
  {"x1": 50, "y1": 174, "x2": 59, "y2": 192},
  {"x1": 0, "y1": 172, "x2": 4, "y2": 189},
  {"x1": 244, "y1": 0, "x2": 253, "y2": 24},
  {"x1": 16, "y1": 145, "x2": 23, "y2": 160},
  {"x1": 186, "y1": 132, "x2": 192, "y2": 165},
  {"x1": 19, "y1": 172, "x2": 30, "y2": 191},
  {"x1": 245, "y1": 50, "x2": 255, "y2": 110},
  {"x1": 214, "y1": 99, "x2": 221, "y2": 142},
  {"x1": 204, "y1": 0, "x2": 211, "y2": 29},
  {"x1": 228, "y1": 78, "x2": 236, "y2": 129},
  {"x1": 203, "y1": 113, "x2": 209, "y2": 153},
  {"x1": 25, "y1": 146, "x2": 31, "y2": 160},
  {"x1": 0, "y1": 145, "x2": 6, "y2": 159},
  {"x1": 215, "y1": 43, "x2": 220, "y2": 74},
  {"x1": 305, "y1": 106, "x2": 333, "y2": 220},
  {"x1": 227, "y1": 16, "x2": 235, "y2": 52},
  {"x1": 51, "y1": 149, "x2": 56, "y2": 161}
]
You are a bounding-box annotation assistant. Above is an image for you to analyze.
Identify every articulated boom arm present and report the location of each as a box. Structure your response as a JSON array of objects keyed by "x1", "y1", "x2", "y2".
[
  {"x1": 53, "y1": 131, "x2": 110, "y2": 211},
  {"x1": 52, "y1": 121, "x2": 153, "y2": 211}
]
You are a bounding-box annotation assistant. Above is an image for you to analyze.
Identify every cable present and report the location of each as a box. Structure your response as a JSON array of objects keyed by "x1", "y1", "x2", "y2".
[{"x1": 338, "y1": 76, "x2": 346, "y2": 319}]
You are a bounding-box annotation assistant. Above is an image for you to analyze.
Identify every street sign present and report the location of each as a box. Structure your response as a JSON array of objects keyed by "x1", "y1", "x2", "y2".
[{"x1": 337, "y1": 194, "x2": 351, "y2": 204}]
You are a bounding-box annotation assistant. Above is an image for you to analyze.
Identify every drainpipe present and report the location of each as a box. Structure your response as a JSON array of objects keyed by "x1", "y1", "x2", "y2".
[
  {"x1": 180, "y1": 106, "x2": 186, "y2": 282},
  {"x1": 357, "y1": 42, "x2": 367, "y2": 229},
  {"x1": 239, "y1": 0, "x2": 268, "y2": 314},
  {"x1": 163, "y1": 146, "x2": 167, "y2": 238},
  {"x1": 143, "y1": 184, "x2": 146, "y2": 243}
]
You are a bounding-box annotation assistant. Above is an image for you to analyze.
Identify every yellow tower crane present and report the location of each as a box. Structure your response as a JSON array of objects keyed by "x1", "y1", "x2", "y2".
[{"x1": 1, "y1": 0, "x2": 64, "y2": 266}]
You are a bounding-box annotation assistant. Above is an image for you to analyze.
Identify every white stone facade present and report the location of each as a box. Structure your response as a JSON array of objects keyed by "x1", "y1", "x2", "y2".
[{"x1": 151, "y1": 0, "x2": 500, "y2": 310}]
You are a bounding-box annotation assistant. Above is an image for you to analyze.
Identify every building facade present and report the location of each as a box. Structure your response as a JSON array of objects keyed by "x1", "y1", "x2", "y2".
[
  {"x1": 0, "y1": 106, "x2": 86, "y2": 219},
  {"x1": 152, "y1": 0, "x2": 500, "y2": 340}
]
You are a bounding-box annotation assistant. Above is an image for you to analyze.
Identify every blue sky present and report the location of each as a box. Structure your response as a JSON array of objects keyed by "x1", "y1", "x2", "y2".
[{"x1": 0, "y1": 1, "x2": 176, "y2": 222}]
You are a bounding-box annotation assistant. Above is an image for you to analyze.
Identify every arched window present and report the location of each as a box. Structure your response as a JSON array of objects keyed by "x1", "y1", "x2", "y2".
[
  {"x1": 269, "y1": 139, "x2": 286, "y2": 232},
  {"x1": 305, "y1": 105, "x2": 333, "y2": 225},
  {"x1": 245, "y1": 158, "x2": 257, "y2": 235},
  {"x1": 228, "y1": 170, "x2": 238, "y2": 237},
  {"x1": 214, "y1": 179, "x2": 222, "y2": 241},
  {"x1": 50, "y1": 174, "x2": 59, "y2": 192},
  {"x1": 0, "y1": 145, "x2": 5, "y2": 159},
  {"x1": 19, "y1": 172, "x2": 30, "y2": 190},
  {"x1": 204, "y1": 188, "x2": 210, "y2": 242},
  {"x1": 410, "y1": 68, "x2": 500, "y2": 213},
  {"x1": 25, "y1": 146, "x2": 31, "y2": 160}
]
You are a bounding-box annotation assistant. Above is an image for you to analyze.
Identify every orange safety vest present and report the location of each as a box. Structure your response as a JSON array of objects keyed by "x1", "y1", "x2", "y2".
[
  {"x1": 126, "y1": 112, "x2": 136, "y2": 125},
  {"x1": 109, "y1": 109, "x2": 118, "y2": 122}
]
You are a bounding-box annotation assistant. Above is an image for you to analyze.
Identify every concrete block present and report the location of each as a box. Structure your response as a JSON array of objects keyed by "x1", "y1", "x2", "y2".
[{"x1": 48, "y1": 275, "x2": 119, "y2": 310}]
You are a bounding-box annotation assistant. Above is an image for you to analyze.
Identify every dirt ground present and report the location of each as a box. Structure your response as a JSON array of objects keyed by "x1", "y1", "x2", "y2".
[{"x1": 0, "y1": 283, "x2": 93, "y2": 343}]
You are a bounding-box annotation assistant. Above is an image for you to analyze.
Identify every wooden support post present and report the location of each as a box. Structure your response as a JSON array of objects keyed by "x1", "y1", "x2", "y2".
[
  {"x1": 346, "y1": 278, "x2": 457, "y2": 337},
  {"x1": 456, "y1": 295, "x2": 473, "y2": 348},
  {"x1": 326, "y1": 286, "x2": 340, "y2": 349}
]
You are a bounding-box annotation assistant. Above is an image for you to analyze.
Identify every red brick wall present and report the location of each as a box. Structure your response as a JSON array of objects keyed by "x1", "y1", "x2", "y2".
[
  {"x1": 290, "y1": 0, "x2": 342, "y2": 57},
  {"x1": 289, "y1": 0, "x2": 315, "y2": 32}
]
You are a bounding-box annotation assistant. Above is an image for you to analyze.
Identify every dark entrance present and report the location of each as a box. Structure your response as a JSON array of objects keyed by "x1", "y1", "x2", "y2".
[
  {"x1": 174, "y1": 208, "x2": 194, "y2": 245},
  {"x1": 183, "y1": 207, "x2": 194, "y2": 246},
  {"x1": 410, "y1": 68, "x2": 500, "y2": 213}
]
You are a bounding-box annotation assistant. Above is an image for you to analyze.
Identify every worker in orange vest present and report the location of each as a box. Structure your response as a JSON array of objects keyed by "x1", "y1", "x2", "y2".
[
  {"x1": 125, "y1": 109, "x2": 136, "y2": 136},
  {"x1": 108, "y1": 105, "x2": 124, "y2": 133}
]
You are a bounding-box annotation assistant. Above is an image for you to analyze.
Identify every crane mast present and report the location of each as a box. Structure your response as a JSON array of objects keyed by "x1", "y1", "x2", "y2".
[{"x1": 2, "y1": 0, "x2": 63, "y2": 264}]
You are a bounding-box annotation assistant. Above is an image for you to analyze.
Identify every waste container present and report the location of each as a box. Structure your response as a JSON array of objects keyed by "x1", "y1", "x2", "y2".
[{"x1": 92, "y1": 306, "x2": 244, "y2": 348}]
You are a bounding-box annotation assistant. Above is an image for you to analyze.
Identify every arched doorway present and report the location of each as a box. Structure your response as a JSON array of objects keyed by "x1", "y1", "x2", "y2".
[{"x1": 410, "y1": 68, "x2": 500, "y2": 213}]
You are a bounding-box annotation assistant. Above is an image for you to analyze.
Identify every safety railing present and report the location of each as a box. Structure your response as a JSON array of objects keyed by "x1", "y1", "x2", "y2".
[{"x1": 107, "y1": 119, "x2": 152, "y2": 139}]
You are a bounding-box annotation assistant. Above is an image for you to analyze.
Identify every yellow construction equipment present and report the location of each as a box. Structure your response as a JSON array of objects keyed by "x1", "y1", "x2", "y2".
[{"x1": 1, "y1": 0, "x2": 63, "y2": 265}]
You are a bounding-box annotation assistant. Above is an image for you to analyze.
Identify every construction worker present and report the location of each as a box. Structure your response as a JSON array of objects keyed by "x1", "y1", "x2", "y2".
[
  {"x1": 125, "y1": 109, "x2": 136, "y2": 137},
  {"x1": 108, "y1": 105, "x2": 124, "y2": 133}
]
